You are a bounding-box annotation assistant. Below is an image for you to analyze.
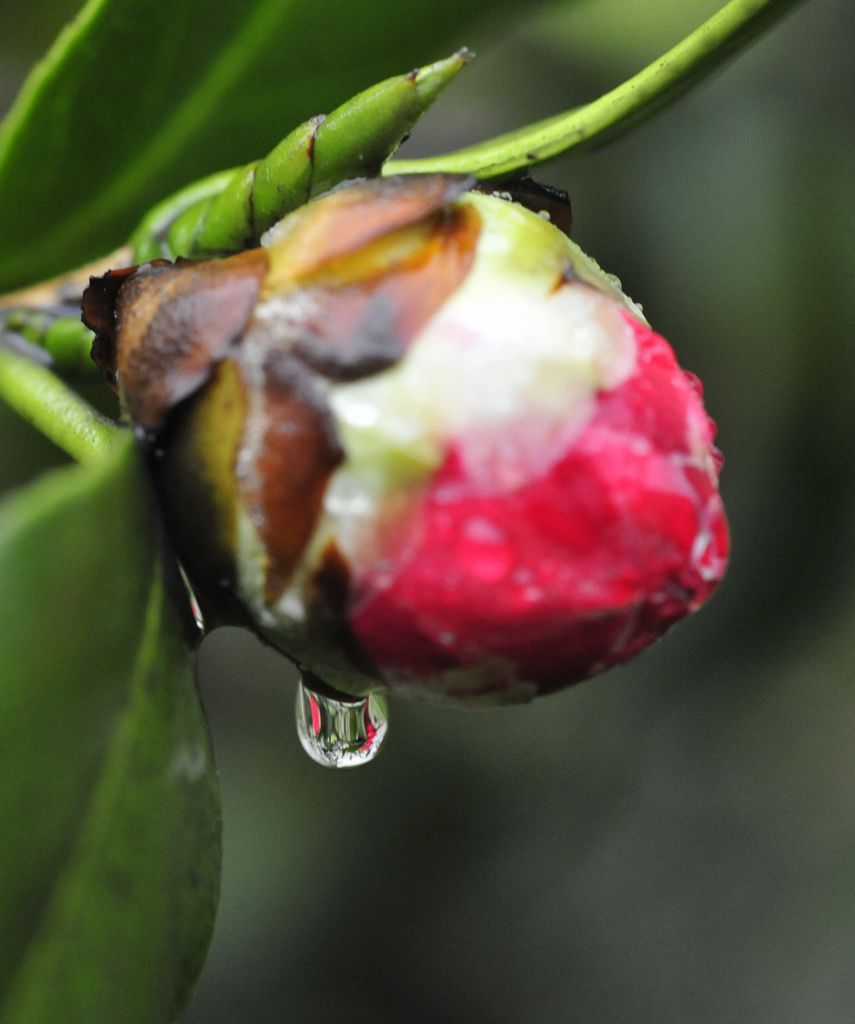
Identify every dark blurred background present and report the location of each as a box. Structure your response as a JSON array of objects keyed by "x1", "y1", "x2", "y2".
[{"x1": 3, "y1": 0, "x2": 855, "y2": 1020}]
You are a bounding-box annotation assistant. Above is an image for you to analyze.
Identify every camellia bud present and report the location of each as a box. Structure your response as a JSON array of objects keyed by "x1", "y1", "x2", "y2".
[{"x1": 84, "y1": 174, "x2": 728, "y2": 703}]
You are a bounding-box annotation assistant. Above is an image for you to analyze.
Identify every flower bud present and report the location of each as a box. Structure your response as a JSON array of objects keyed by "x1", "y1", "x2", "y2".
[{"x1": 84, "y1": 174, "x2": 728, "y2": 703}]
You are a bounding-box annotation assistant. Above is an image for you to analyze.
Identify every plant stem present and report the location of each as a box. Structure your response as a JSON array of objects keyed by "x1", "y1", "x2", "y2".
[
  {"x1": 0, "y1": 348, "x2": 118, "y2": 463},
  {"x1": 387, "y1": 0, "x2": 806, "y2": 179}
]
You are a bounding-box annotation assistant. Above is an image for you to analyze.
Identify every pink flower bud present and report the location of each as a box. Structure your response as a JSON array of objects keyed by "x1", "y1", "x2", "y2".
[{"x1": 84, "y1": 174, "x2": 728, "y2": 702}]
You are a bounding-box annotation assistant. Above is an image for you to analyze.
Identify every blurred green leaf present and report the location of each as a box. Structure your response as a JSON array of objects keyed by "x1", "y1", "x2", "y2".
[
  {"x1": 0, "y1": 435, "x2": 221, "y2": 1024},
  {"x1": 0, "y1": 0, "x2": 548, "y2": 291}
]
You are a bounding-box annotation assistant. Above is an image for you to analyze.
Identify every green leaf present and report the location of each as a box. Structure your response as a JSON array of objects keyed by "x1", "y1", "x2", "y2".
[
  {"x1": 0, "y1": 434, "x2": 221, "y2": 1023},
  {"x1": 0, "y1": 0, "x2": 547, "y2": 291}
]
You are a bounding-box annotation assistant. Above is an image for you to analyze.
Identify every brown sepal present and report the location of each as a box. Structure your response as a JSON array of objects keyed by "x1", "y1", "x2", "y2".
[
  {"x1": 474, "y1": 176, "x2": 573, "y2": 237},
  {"x1": 264, "y1": 173, "x2": 474, "y2": 286},
  {"x1": 83, "y1": 263, "x2": 160, "y2": 388},
  {"x1": 306, "y1": 541, "x2": 379, "y2": 676},
  {"x1": 84, "y1": 249, "x2": 268, "y2": 433},
  {"x1": 284, "y1": 202, "x2": 482, "y2": 381},
  {"x1": 239, "y1": 351, "x2": 344, "y2": 602},
  {"x1": 117, "y1": 250, "x2": 268, "y2": 432}
]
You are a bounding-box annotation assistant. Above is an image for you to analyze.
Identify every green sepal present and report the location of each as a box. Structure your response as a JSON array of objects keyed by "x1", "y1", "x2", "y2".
[
  {"x1": 249, "y1": 116, "x2": 322, "y2": 239},
  {"x1": 130, "y1": 170, "x2": 236, "y2": 263},
  {"x1": 131, "y1": 51, "x2": 469, "y2": 261},
  {"x1": 165, "y1": 197, "x2": 215, "y2": 263},
  {"x1": 308, "y1": 51, "x2": 470, "y2": 198},
  {"x1": 188, "y1": 164, "x2": 259, "y2": 256}
]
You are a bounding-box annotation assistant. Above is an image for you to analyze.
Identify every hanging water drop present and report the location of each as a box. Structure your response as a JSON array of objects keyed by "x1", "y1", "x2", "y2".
[{"x1": 295, "y1": 674, "x2": 388, "y2": 768}]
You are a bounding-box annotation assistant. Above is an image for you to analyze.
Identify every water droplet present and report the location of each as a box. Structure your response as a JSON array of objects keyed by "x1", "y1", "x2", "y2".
[{"x1": 295, "y1": 675, "x2": 388, "y2": 768}]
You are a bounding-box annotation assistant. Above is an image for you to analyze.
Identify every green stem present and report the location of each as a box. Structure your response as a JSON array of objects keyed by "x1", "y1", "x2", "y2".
[
  {"x1": 0, "y1": 348, "x2": 118, "y2": 463},
  {"x1": 387, "y1": 0, "x2": 806, "y2": 179}
]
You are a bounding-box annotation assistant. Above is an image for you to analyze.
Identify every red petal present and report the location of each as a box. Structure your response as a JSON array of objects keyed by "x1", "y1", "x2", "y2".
[{"x1": 349, "y1": 314, "x2": 729, "y2": 693}]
